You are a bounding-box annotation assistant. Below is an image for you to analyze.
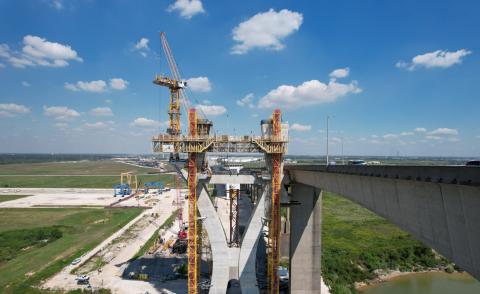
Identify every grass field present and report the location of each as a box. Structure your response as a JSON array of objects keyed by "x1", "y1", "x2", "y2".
[
  {"x1": 322, "y1": 192, "x2": 451, "y2": 294},
  {"x1": 0, "y1": 174, "x2": 176, "y2": 188},
  {"x1": 0, "y1": 160, "x2": 179, "y2": 188},
  {"x1": 0, "y1": 207, "x2": 143, "y2": 293},
  {"x1": 0, "y1": 160, "x2": 157, "y2": 175},
  {"x1": 0, "y1": 194, "x2": 29, "y2": 203}
]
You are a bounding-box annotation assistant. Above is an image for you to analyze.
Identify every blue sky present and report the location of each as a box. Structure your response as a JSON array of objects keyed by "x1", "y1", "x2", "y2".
[{"x1": 0, "y1": 0, "x2": 479, "y2": 156}]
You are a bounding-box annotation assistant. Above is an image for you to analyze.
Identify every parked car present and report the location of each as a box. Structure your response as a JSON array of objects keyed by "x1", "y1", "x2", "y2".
[
  {"x1": 466, "y1": 160, "x2": 480, "y2": 166},
  {"x1": 348, "y1": 160, "x2": 367, "y2": 165},
  {"x1": 71, "y1": 258, "x2": 81, "y2": 265},
  {"x1": 75, "y1": 275, "x2": 89, "y2": 284}
]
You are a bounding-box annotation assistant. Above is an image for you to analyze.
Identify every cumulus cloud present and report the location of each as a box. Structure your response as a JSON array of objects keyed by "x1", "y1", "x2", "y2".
[
  {"x1": 130, "y1": 117, "x2": 164, "y2": 128},
  {"x1": 89, "y1": 107, "x2": 113, "y2": 116},
  {"x1": 414, "y1": 127, "x2": 427, "y2": 133},
  {"x1": 51, "y1": 0, "x2": 63, "y2": 10},
  {"x1": 0, "y1": 35, "x2": 82, "y2": 68},
  {"x1": 168, "y1": 0, "x2": 205, "y2": 19},
  {"x1": 428, "y1": 128, "x2": 459, "y2": 136},
  {"x1": 396, "y1": 49, "x2": 471, "y2": 70},
  {"x1": 258, "y1": 78, "x2": 361, "y2": 109},
  {"x1": 0, "y1": 103, "x2": 30, "y2": 118},
  {"x1": 65, "y1": 80, "x2": 107, "y2": 93},
  {"x1": 400, "y1": 131, "x2": 414, "y2": 136},
  {"x1": 186, "y1": 77, "x2": 211, "y2": 92},
  {"x1": 236, "y1": 93, "x2": 255, "y2": 108},
  {"x1": 109, "y1": 78, "x2": 129, "y2": 90},
  {"x1": 231, "y1": 9, "x2": 303, "y2": 55},
  {"x1": 290, "y1": 123, "x2": 311, "y2": 132},
  {"x1": 329, "y1": 68, "x2": 350, "y2": 79},
  {"x1": 383, "y1": 134, "x2": 398, "y2": 139},
  {"x1": 43, "y1": 106, "x2": 80, "y2": 121},
  {"x1": 134, "y1": 38, "x2": 149, "y2": 57},
  {"x1": 65, "y1": 78, "x2": 128, "y2": 92},
  {"x1": 135, "y1": 38, "x2": 149, "y2": 50},
  {"x1": 84, "y1": 121, "x2": 114, "y2": 130},
  {"x1": 196, "y1": 104, "x2": 227, "y2": 116}
]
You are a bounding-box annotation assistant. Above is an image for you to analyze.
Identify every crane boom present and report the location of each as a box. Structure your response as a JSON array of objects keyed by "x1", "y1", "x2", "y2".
[{"x1": 160, "y1": 32, "x2": 191, "y2": 112}]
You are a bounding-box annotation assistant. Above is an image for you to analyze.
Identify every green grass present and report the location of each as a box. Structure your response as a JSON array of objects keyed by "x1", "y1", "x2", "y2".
[
  {"x1": 322, "y1": 192, "x2": 451, "y2": 294},
  {"x1": 0, "y1": 194, "x2": 30, "y2": 203},
  {"x1": 0, "y1": 207, "x2": 143, "y2": 293},
  {"x1": 0, "y1": 160, "x2": 157, "y2": 175},
  {"x1": 0, "y1": 174, "x2": 176, "y2": 189}
]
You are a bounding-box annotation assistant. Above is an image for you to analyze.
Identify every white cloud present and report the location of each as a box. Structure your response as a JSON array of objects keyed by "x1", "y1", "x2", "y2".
[
  {"x1": 426, "y1": 135, "x2": 442, "y2": 141},
  {"x1": 290, "y1": 123, "x2": 311, "y2": 132},
  {"x1": 397, "y1": 49, "x2": 471, "y2": 70},
  {"x1": 329, "y1": 68, "x2": 350, "y2": 79},
  {"x1": 428, "y1": 128, "x2": 458, "y2": 136},
  {"x1": 21, "y1": 81, "x2": 31, "y2": 87},
  {"x1": 65, "y1": 80, "x2": 107, "y2": 93},
  {"x1": 168, "y1": 0, "x2": 205, "y2": 19},
  {"x1": 186, "y1": 77, "x2": 211, "y2": 92},
  {"x1": 109, "y1": 78, "x2": 129, "y2": 90},
  {"x1": 414, "y1": 127, "x2": 427, "y2": 133},
  {"x1": 258, "y1": 78, "x2": 361, "y2": 109},
  {"x1": 134, "y1": 38, "x2": 149, "y2": 57},
  {"x1": 89, "y1": 107, "x2": 113, "y2": 116},
  {"x1": 105, "y1": 99, "x2": 112, "y2": 104},
  {"x1": 400, "y1": 131, "x2": 414, "y2": 136},
  {"x1": 52, "y1": 0, "x2": 63, "y2": 10},
  {"x1": 135, "y1": 38, "x2": 149, "y2": 50},
  {"x1": 383, "y1": 134, "x2": 398, "y2": 139},
  {"x1": 130, "y1": 117, "x2": 164, "y2": 128},
  {"x1": 43, "y1": 106, "x2": 80, "y2": 121},
  {"x1": 231, "y1": 9, "x2": 303, "y2": 55},
  {"x1": 84, "y1": 121, "x2": 113, "y2": 130},
  {"x1": 236, "y1": 93, "x2": 255, "y2": 108},
  {"x1": 0, "y1": 35, "x2": 82, "y2": 69},
  {"x1": 0, "y1": 63, "x2": 5, "y2": 68},
  {"x1": 196, "y1": 104, "x2": 227, "y2": 116},
  {"x1": 0, "y1": 103, "x2": 30, "y2": 118}
]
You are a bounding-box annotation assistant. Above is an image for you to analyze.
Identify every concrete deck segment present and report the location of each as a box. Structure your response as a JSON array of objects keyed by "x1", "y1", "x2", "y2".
[
  {"x1": 209, "y1": 174, "x2": 256, "y2": 184},
  {"x1": 285, "y1": 164, "x2": 480, "y2": 281},
  {"x1": 238, "y1": 184, "x2": 268, "y2": 294},
  {"x1": 197, "y1": 184, "x2": 230, "y2": 294}
]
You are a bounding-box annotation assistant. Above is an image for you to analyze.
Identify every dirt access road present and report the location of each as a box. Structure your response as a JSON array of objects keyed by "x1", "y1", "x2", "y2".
[{"x1": 43, "y1": 189, "x2": 187, "y2": 294}]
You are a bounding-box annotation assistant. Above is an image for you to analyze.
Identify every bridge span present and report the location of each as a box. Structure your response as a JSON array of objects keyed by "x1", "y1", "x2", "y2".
[{"x1": 284, "y1": 164, "x2": 480, "y2": 293}]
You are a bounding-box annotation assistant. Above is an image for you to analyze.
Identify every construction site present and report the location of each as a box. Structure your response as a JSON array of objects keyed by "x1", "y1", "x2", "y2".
[{"x1": 0, "y1": 32, "x2": 295, "y2": 294}]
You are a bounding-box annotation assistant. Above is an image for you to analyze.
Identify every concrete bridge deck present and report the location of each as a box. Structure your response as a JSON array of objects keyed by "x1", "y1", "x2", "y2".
[{"x1": 284, "y1": 164, "x2": 480, "y2": 292}]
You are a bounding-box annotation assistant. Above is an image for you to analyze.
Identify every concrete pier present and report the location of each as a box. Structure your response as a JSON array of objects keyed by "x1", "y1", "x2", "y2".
[{"x1": 289, "y1": 183, "x2": 323, "y2": 293}]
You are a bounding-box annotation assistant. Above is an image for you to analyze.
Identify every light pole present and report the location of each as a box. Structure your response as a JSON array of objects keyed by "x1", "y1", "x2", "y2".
[
  {"x1": 341, "y1": 136, "x2": 345, "y2": 165},
  {"x1": 326, "y1": 115, "x2": 331, "y2": 165}
]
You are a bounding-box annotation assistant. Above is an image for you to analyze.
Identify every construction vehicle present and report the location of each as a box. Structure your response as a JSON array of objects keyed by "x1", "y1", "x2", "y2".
[{"x1": 144, "y1": 181, "x2": 164, "y2": 193}]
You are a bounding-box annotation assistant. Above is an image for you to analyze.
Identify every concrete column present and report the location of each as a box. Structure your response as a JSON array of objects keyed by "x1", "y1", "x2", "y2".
[{"x1": 289, "y1": 183, "x2": 322, "y2": 294}]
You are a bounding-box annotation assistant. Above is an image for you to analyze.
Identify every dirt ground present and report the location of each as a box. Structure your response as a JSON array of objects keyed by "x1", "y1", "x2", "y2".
[{"x1": 42, "y1": 188, "x2": 196, "y2": 294}]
